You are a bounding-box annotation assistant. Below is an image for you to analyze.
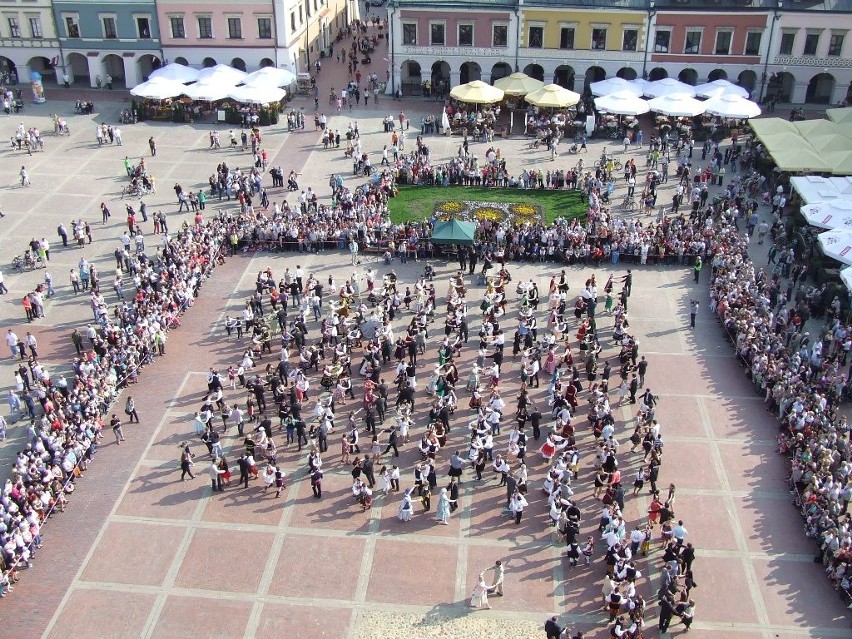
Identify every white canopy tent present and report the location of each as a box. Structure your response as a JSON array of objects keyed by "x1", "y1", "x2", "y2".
[
  {"x1": 149, "y1": 62, "x2": 199, "y2": 83},
  {"x1": 242, "y1": 67, "x2": 296, "y2": 88},
  {"x1": 183, "y1": 80, "x2": 234, "y2": 102},
  {"x1": 593, "y1": 90, "x2": 649, "y2": 116},
  {"x1": 818, "y1": 228, "x2": 852, "y2": 265},
  {"x1": 647, "y1": 92, "x2": 706, "y2": 117},
  {"x1": 694, "y1": 79, "x2": 749, "y2": 99},
  {"x1": 645, "y1": 78, "x2": 697, "y2": 98},
  {"x1": 130, "y1": 77, "x2": 188, "y2": 100},
  {"x1": 841, "y1": 266, "x2": 852, "y2": 293},
  {"x1": 801, "y1": 200, "x2": 852, "y2": 230},
  {"x1": 196, "y1": 64, "x2": 247, "y2": 86},
  {"x1": 589, "y1": 77, "x2": 644, "y2": 97},
  {"x1": 791, "y1": 176, "x2": 852, "y2": 204},
  {"x1": 227, "y1": 85, "x2": 286, "y2": 104},
  {"x1": 701, "y1": 93, "x2": 761, "y2": 119}
]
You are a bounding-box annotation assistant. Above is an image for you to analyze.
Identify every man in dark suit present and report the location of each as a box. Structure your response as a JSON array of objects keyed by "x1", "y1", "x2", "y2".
[
  {"x1": 544, "y1": 616, "x2": 562, "y2": 639},
  {"x1": 629, "y1": 374, "x2": 639, "y2": 404}
]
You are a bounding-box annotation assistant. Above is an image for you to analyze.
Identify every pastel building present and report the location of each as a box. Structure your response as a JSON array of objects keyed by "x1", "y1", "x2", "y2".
[
  {"x1": 52, "y1": 0, "x2": 162, "y2": 88},
  {"x1": 0, "y1": 0, "x2": 60, "y2": 84}
]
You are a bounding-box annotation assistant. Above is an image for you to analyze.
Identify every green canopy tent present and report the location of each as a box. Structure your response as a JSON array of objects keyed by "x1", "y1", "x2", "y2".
[{"x1": 431, "y1": 219, "x2": 476, "y2": 245}]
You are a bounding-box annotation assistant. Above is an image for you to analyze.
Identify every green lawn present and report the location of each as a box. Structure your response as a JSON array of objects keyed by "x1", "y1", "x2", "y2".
[{"x1": 388, "y1": 185, "x2": 587, "y2": 225}]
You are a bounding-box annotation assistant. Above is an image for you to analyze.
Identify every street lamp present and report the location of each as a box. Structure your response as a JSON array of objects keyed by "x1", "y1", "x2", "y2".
[{"x1": 641, "y1": 0, "x2": 656, "y2": 80}]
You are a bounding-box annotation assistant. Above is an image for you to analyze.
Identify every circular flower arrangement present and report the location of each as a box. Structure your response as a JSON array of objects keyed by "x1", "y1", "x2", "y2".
[
  {"x1": 472, "y1": 206, "x2": 505, "y2": 223},
  {"x1": 508, "y1": 203, "x2": 542, "y2": 223},
  {"x1": 435, "y1": 200, "x2": 467, "y2": 221}
]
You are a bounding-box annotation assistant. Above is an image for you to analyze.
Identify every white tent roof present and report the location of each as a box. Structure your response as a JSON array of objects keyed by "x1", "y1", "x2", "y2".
[
  {"x1": 594, "y1": 90, "x2": 649, "y2": 116},
  {"x1": 701, "y1": 93, "x2": 761, "y2": 119},
  {"x1": 589, "y1": 77, "x2": 643, "y2": 97},
  {"x1": 818, "y1": 229, "x2": 852, "y2": 265},
  {"x1": 242, "y1": 67, "x2": 297, "y2": 88},
  {"x1": 694, "y1": 79, "x2": 749, "y2": 99},
  {"x1": 149, "y1": 62, "x2": 199, "y2": 83},
  {"x1": 183, "y1": 80, "x2": 234, "y2": 102},
  {"x1": 646, "y1": 78, "x2": 696, "y2": 98},
  {"x1": 647, "y1": 92, "x2": 705, "y2": 117},
  {"x1": 791, "y1": 176, "x2": 852, "y2": 204},
  {"x1": 130, "y1": 77, "x2": 188, "y2": 100},
  {"x1": 227, "y1": 85, "x2": 286, "y2": 104},
  {"x1": 801, "y1": 200, "x2": 852, "y2": 229},
  {"x1": 841, "y1": 266, "x2": 852, "y2": 293},
  {"x1": 196, "y1": 64, "x2": 247, "y2": 85}
]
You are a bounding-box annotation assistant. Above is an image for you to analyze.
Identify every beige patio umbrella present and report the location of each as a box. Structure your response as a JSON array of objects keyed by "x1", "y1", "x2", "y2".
[
  {"x1": 493, "y1": 72, "x2": 543, "y2": 96},
  {"x1": 449, "y1": 80, "x2": 505, "y2": 105},
  {"x1": 524, "y1": 83, "x2": 581, "y2": 109}
]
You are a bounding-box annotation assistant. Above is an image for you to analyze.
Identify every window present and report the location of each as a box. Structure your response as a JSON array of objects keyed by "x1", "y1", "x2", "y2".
[
  {"x1": 430, "y1": 22, "x2": 444, "y2": 46},
  {"x1": 591, "y1": 28, "x2": 606, "y2": 50},
  {"x1": 290, "y1": 12, "x2": 296, "y2": 32},
  {"x1": 744, "y1": 31, "x2": 761, "y2": 56},
  {"x1": 102, "y1": 16, "x2": 117, "y2": 39},
  {"x1": 198, "y1": 16, "x2": 213, "y2": 39},
  {"x1": 458, "y1": 23, "x2": 473, "y2": 47},
  {"x1": 803, "y1": 32, "x2": 819, "y2": 55},
  {"x1": 298, "y1": 6, "x2": 303, "y2": 25},
  {"x1": 622, "y1": 28, "x2": 637, "y2": 51},
  {"x1": 492, "y1": 24, "x2": 508, "y2": 47},
  {"x1": 560, "y1": 27, "x2": 575, "y2": 50},
  {"x1": 228, "y1": 17, "x2": 242, "y2": 39},
  {"x1": 28, "y1": 16, "x2": 42, "y2": 38},
  {"x1": 7, "y1": 17, "x2": 20, "y2": 38},
  {"x1": 258, "y1": 17, "x2": 272, "y2": 39},
  {"x1": 402, "y1": 22, "x2": 416, "y2": 46},
  {"x1": 714, "y1": 30, "x2": 732, "y2": 55},
  {"x1": 779, "y1": 31, "x2": 795, "y2": 55},
  {"x1": 528, "y1": 26, "x2": 543, "y2": 48},
  {"x1": 828, "y1": 33, "x2": 844, "y2": 56},
  {"x1": 654, "y1": 29, "x2": 671, "y2": 53},
  {"x1": 136, "y1": 17, "x2": 150, "y2": 39},
  {"x1": 305, "y1": 0, "x2": 311, "y2": 18},
  {"x1": 170, "y1": 17, "x2": 185, "y2": 39},
  {"x1": 64, "y1": 16, "x2": 80, "y2": 38},
  {"x1": 684, "y1": 30, "x2": 701, "y2": 54}
]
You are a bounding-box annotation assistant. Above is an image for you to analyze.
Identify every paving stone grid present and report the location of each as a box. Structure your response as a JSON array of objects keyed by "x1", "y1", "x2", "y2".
[{"x1": 0, "y1": 22, "x2": 848, "y2": 639}]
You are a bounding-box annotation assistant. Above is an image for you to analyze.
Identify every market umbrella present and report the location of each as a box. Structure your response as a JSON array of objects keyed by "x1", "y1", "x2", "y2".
[
  {"x1": 841, "y1": 266, "x2": 852, "y2": 293},
  {"x1": 770, "y1": 147, "x2": 831, "y2": 173},
  {"x1": 449, "y1": 80, "x2": 504, "y2": 104},
  {"x1": 647, "y1": 92, "x2": 706, "y2": 117},
  {"x1": 594, "y1": 90, "x2": 649, "y2": 116},
  {"x1": 227, "y1": 85, "x2": 286, "y2": 105},
  {"x1": 694, "y1": 79, "x2": 749, "y2": 99},
  {"x1": 130, "y1": 77, "x2": 188, "y2": 100},
  {"x1": 149, "y1": 62, "x2": 199, "y2": 83},
  {"x1": 183, "y1": 80, "x2": 235, "y2": 102},
  {"x1": 646, "y1": 78, "x2": 697, "y2": 98},
  {"x1": 524, "y1": 83, "x2": 581, "y2": 109},
  {"x1": 827, "y1": 107, "x2": 852, "y2": 125},
  {"x1": 818, "y1": 228, "x2": 852, "y2": 265},
  {"x1": 196, "y1": 63, "x2": 247, "y2": 86},
  {"x1": 749, "y1": 117, "x2": 796, "y2": 138},
  {"x1": 701, "y1": 93, "x2": 761, "y2": 119},
  {"x1": 242, "y1": 67, "x2": 296, "y2": 88},
  {"x1": 802, "y1": 200, "x2": 852, "y2": 229},
  {"x1": 493, "y1": 72, "x2": 543, "y2": 96},
  {"x1": 824, "y1": 151, "x2": 852, "y2": 176},
  {"x1": 590, "y1": 77, "x2": 644, "y2": 97}
]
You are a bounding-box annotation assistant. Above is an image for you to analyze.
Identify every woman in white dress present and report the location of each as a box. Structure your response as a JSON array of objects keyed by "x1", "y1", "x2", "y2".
[
  {"x1": 470, "y1": 572, "x2": 491, "y2": 609},
  {"x1": 380, "y1": 466, "x2": 392, "y2": 495},
  {"x1": 397, "y1": 488, "x2": 413, "y2": 521}
]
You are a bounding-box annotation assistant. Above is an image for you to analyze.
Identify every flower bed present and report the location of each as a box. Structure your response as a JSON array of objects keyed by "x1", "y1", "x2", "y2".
[{"x1": 434, "y1": 200, "x2": 543, "y2": 225}]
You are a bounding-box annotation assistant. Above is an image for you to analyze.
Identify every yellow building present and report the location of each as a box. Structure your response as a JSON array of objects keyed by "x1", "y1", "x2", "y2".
[{"x1": 518, "y1": 0, "x2": 649, "y2": 92}]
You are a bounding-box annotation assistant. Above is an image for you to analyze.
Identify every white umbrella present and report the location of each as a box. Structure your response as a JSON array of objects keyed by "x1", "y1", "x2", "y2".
[
  {"x1": 149, "y1": 62, "x2": 199, "y2": 83},
  {"x1": 646, "y1": 78, "x2": 696, "y2": 98},
  {"x1": 184, "y1": 80, "x2": 234, "y2": 102},
  {"x1": 694, "y1": 79, "x2": 749, "y2": 99},
  {"x1": 818, "y1": 229, "x2": 852, "y2": 265},
  {"x1": 589, "y1": 77, "x2": 643, "y2": 97},
  {"x1": 802, "y1": 200, "x2": 852, "y2": 230},
  {"x1": 130, "y1": 77, "x2": 187, "y2": 100},
  {"x1": 702, "y1": 93, "x2": 761, "y2": 119},
  {"x1": 647, "y1": 92, "x2": 706, "y2": 117},
  {"x1": 242, "y1": 67, "x2": 296, "y2": 88},
  {"x1": 841, "y1": 266, "x2": 852, "y2": 293},
  {"x1": 630, "y1": 78, "x2": 653, "y2": 97},
  {"x1": 594, "y1": 90, "x2": 649, "y2": 116},
  {"x1": 227, "y1": 85, "x2": 286, "y2": 105},
  {"x1": 196, "y1": 64, "x2": 247, "y2": 86}
]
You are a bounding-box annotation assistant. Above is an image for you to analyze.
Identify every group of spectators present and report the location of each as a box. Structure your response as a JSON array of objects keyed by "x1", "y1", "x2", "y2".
[{"x1": 0, "y1": 213, "x2": 230, "y2": 596}]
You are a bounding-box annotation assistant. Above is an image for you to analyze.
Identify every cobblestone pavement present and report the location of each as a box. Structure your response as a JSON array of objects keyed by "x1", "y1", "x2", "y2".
[{"x1": 0, "y1": 21, "x2": 849, "y2": 639}]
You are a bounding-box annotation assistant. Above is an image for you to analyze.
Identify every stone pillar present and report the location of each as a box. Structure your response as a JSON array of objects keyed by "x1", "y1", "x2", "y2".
[
  {"x1": 449, "y1": 70, "x2": 460, "y2": 87},
  {"x1": 123, "y1": 55, "x2": 141, "y2": 88},
  {"x1": 86, "y1": 54, "x2": 100, "y2": 88}
]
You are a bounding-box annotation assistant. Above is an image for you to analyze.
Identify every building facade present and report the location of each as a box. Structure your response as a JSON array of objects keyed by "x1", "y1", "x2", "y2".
[
  {"x1": 273, "y1": 0, "x2": 355, "y2": 75},
  {"x1": 0, "y1": 0, "x2": 59, "y2": 84},
  {"x1": 52, "y1": 0, "x2": 162, "y2": 88},
  {"x1": 388, "y1": 0, "x2": 852, "y2": 105}
]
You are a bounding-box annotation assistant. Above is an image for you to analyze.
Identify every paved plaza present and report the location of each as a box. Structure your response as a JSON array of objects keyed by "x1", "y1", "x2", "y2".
[{"x1": 0, "y1": 52, "x2": 849, "y2": 638}]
